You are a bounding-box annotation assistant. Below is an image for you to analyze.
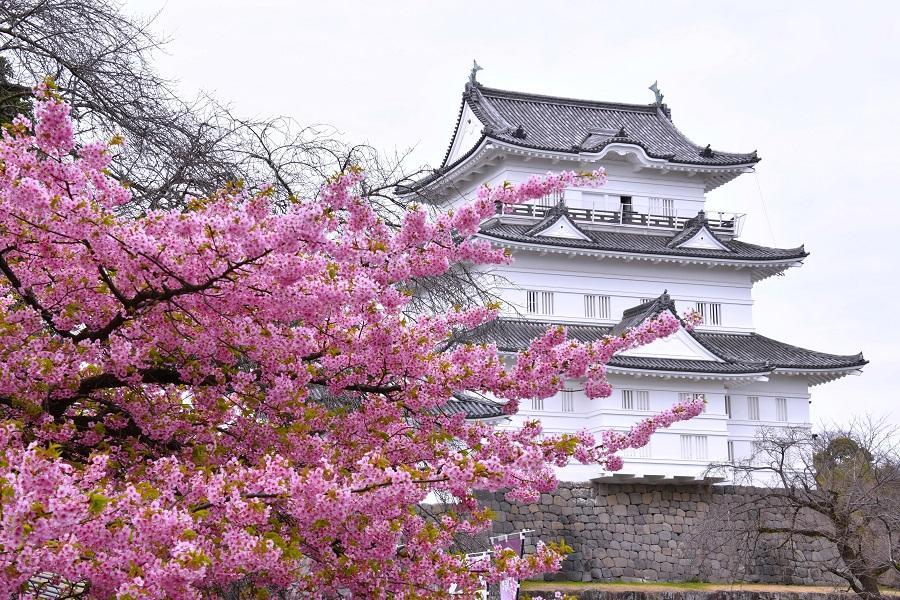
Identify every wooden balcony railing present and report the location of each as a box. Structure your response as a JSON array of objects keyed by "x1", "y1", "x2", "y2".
[{"x1": 496, "y1": 203, "x2": 744, "y2": 235}]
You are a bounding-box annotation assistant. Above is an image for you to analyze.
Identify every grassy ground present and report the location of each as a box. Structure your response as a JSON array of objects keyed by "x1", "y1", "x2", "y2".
[{"x1": 520, "y1": 580, "x2": 900, "y2": 595}]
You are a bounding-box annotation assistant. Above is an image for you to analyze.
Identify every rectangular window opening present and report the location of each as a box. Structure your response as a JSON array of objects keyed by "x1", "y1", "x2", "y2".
[
  {"x1": 622, "y1": 390, "x2": 649, "y2": 411},
  {"x1": 680, "y1": 434, "x2": 709, "y2": 460},
  {"x1": 649, "y1": 197, "x2": 676, "y2": 217},
  {"x1": 584, "y1": 294, "x2": 611, "y2": 319},
  {"x1": 679, "y1": 392, "x2": 706, "y2": 413},
  {"x1": 747, "y1": 396, "x2": 760, "y2": 421},
  {"x1": 526, "y1": 291, "x2": 554, "y2": 315},
  {"x1": 623, "y1": 443, "x2": 651, "y2": 459},
  {"x1": 696, "y1": 302, "x2": 723, "y2": 326},
  {"x1": 776, "y1": 397, "x2": 788, "y2": 422}
]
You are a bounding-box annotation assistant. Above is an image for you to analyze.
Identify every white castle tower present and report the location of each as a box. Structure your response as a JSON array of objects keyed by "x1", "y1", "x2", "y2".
[{"x1": 405, "y1": 72, "x2": 866, "y2": 483}]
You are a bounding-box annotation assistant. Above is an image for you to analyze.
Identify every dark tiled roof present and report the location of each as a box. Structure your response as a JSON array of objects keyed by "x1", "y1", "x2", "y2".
[
  {"x1": 402, "y1": 82, "x2": 761, "y2": 194},
  {"x1": 604, "y1": 355, "x2": 769, "y2": 374},
  {"x1": 479, "y1": 220, "x2": 807, "y2": 262},
  {"x1": 465, "y1": 316, "x2": 865, "y2": 374},
  {"x1": 307, "y1": 386, "x2": 504, "y2": 421},
  {"x1": 458, "y1": 84, "x2": 760, "y2": 168},
  {"x1": 699, "y1": 332, "x2": 867, "y2": 370},
  {"x1": 443, "y1": 394, "x2": 505, "y2": 420}
]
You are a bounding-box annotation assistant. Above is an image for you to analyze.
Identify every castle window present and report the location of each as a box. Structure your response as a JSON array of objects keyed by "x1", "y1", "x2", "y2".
[
  {"x1": 622, "y1": 389, "x2": 650, "y2": 411},
  {"x1": 679, "y1": 392, "x2": 706, "y2": 412},
  {"x1": 561, "y1": 390, "x2": 575, "y2": 413},
  {"x1": 747, "y1": 396, "x2": 760, "y2": 420},
  {"x1": 727, "y1": 441, "x2": 735, "y2": 464},
  {"x1": 725, "y1": 395, "x2": 732, "y2": 418},
  {"x1": 776, "y1": 397, "x2": 788, "y2": 422},
  {"x1": 531, "y1": 397, "x2": 544, "y2": 411},
  {"x1": 584, "y1": 294, "x2": 611, "y2": 319},
  {"x1": 526, "y1": 291, "x2": 554, "y2": 315},
  {"x1": 623, "y1": 443, "x2": 651, "y2": 459},
  {"x1": 696, "y1": 302, "x2": 722, "y2": 326},
  {"x1": 649, "y1": 197, "x2": 675, "y2": 217},
  {"x1": 680, "y1": 435, "x2": 708, "y2": 460}
]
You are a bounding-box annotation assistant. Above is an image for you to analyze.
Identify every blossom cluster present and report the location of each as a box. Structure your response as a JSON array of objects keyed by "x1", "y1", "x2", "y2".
[{"x1": 0, "y1": 93, "x2": 703, "y2": 599}]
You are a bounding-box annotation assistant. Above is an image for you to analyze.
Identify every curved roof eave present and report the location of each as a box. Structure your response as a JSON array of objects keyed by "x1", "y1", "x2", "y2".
[
  {"x1": 476, "y1": 233, "x2": 808, "y2": 267},
  {"x1": 401, "y1": 134, "x2": 758, "y2": 197}
]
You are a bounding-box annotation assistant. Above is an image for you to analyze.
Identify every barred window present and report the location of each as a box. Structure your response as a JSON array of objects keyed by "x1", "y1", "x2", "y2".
[
  {"x1": 649, "y1": 197, "x2": 675, "y2": 217},
  {"x1": 584, "y1": 294, "x2": 611, "y2": 319},
  {"x1": 561, "y1": 390, "x2": 575, "y2": 413},
  {"x1": 696, "y1": 302, "x2": 722, "y2": 326},
  {"x1": 623, "y1": 444, "x2": 651, "y2": 459},
  {"x1": 526, "y1": 290, "x2": 554, "y2": 315},
  {"x1": 747, "y1": 396, "x2": 760, "y2": 421},
  {"x1": 680, "y1": 435, "x2": 708, "y2": 460},
  {"x1": 679, "y1": 392, "x2": 706, "y2": 412},
  {"x1": 776, "y1": 397, "x2": 788, "y2": 422},
  {"x1": 622, "y1": 389, "x2": 650, "y2": 411}
]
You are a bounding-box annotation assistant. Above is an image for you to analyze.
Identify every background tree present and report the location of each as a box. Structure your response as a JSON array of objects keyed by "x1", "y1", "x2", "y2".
[
  {"x1": 706, "y1": 421, "x2": 900, "y2": 600},
  {"x1": 0, "y1": 0, "x2": 361, "y2": 210},
  {"x1": 0, "y1": 0, "x2": 501, "y2": 317},
  {"x1": 0, "y1": 92, "x2": 705, "y2": 599}
]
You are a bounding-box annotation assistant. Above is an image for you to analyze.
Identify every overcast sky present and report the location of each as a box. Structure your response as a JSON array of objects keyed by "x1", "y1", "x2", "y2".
[{"x1": 126, "y1": 0, "x2": 899, "y2": 427}]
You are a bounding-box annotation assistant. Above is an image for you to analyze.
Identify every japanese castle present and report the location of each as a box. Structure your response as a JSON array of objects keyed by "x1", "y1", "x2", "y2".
[{"x1": 406, "y1": 70, "x2": 866, "y2": 483}]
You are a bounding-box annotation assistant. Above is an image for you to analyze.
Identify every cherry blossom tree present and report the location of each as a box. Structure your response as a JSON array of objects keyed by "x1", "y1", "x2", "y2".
[{"x1": 0, "y1": 87, "x2": 704, "y2": 599}]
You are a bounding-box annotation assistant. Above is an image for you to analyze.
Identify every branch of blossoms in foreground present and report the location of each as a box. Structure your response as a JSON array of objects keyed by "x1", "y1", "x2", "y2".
[{"x1": 0, "y1": 88, "x2": 705, "y2": 599}]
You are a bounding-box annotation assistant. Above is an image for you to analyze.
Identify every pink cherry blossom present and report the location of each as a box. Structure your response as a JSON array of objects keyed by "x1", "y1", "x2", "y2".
[{"x1": 0, "y1": 94, "x2": 702, "y2": 599}]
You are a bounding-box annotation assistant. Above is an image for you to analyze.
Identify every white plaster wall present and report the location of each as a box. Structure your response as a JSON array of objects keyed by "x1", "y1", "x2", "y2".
[
  {"x1": 499, "y1": 373, "x2": 811, "y2": 482},
  {"x1": 438, "y1": 155, "x2": 710, "y2": 216},
  {"x1": 491, "y1": 252, "x2": 755, "y2": 331},
  {"x1": 430, "y1": 151, "x2": 815, "y2": 484}
]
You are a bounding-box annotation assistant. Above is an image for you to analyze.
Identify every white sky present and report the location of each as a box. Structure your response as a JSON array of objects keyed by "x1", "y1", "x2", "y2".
[{"x1": 127, "y1": 0, "x2": 899, "y2": 427}]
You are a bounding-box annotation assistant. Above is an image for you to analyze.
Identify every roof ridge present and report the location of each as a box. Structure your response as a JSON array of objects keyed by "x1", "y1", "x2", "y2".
[{"x1": 476, "y1": 84, "x2": 660, "y2": 114}]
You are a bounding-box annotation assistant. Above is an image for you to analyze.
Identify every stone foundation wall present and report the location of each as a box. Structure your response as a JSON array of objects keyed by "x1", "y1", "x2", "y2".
[
  {"x1": 520, "y1": 592, "x2": 856, "y2": 600},
  {"x1": 482, "y1": 483, "x2": 845, "y2": 585}
]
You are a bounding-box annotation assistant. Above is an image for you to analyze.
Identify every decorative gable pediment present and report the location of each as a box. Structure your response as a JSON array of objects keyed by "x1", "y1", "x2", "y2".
[
  {"x1": 620, "y1": 327, "x2": 724, "y2": 362},
  {"x1": 531, "y1": 213, "x2": 592, "y2": 241},
  {"x1": 673, "y1": 225, "x2": 732, "y2": 251},
  {"x1": 666, "y1": 211, "x2": 733, "y2": 252},
  {"x1": 445, "y1": 102, "x2": 486, "y2": 165}
]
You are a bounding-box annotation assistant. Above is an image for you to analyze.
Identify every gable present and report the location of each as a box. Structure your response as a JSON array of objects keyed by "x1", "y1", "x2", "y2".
[
  {"x1": 532, "y1": 214, "x2": 591, "y2": 241},
  {"x1": 673, "y1": 226, "x2": 731, "y2": 251},
  {"x1": 619, "y1": 327, "x2": 724, "y2": 362},
  {"x1": 445, "y1": 102, "x2": 485, "y2": 165}
]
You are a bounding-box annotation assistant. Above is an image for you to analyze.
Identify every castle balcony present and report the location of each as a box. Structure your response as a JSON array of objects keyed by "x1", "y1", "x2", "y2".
[{"x1": 496, "y1": 198, "x2": 746, "y2": 237}]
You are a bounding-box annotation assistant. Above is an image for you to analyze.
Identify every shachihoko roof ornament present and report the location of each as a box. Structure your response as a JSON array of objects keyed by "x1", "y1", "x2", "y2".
[
  {"x1": 649, "y1": 80, "x2": 664, "y2": 106},
  {"x1": 469, "y1": 59, "x2": 483, "y2": 86}
]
